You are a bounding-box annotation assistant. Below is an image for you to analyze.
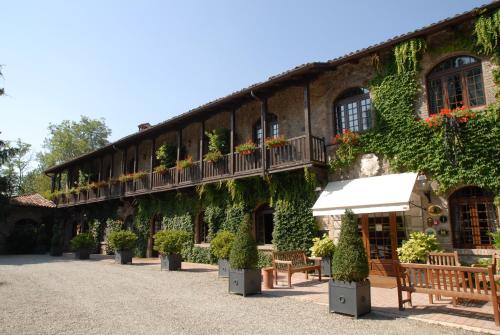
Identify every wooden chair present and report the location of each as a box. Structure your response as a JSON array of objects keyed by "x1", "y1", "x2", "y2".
[
  {"x1": 427, "y1": 251, "x2": 461, "y2": 303},
  {"x1": 272, "y1": 250, "x2": 321, "y2": 288}
]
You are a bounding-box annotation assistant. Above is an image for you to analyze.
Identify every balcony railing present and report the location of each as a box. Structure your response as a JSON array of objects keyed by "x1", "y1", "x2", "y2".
[{"x1": 54, "y1": 134, "x2": 326, "y2": 207}]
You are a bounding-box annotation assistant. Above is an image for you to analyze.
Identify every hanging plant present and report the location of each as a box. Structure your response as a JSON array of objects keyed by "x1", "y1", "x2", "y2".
[
  {"x1": 265, "y1": 135, "x2": 287, "y2": 149},
  {"x1": 329, "y1": 130, "x2": 362, "y2": 173},
  {"x1": 204, "y1": 150, "x2": 223, "y2": 163},
  {"x1": 154, "y1": 165, "x2": 169, "y2": 174},
  {"x1": 156, "y1": 143, "x2": 177, "y2": 169},
  {"x1": 394, "y1": 38, "x2": 426, "y2": 74},
  {"x1": 235, "y1": 140, "x2": 257, "y2": 155},
  {"x1": 176, "y1": 155, "x2": 193, "y2": 170},
  {"x1": 474, "y1": 8, "x2": 500, "y2": 56},
  {"x1": 118, "y1": 173, "x2": 134, "y2": 182}
]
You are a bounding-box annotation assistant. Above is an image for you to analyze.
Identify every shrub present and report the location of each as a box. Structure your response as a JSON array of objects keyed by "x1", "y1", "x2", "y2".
[
  {"x1": 50, "y1": 223, "x2": 64, "y2": 255},
  {"x1": 272, "y1": 199, "x2": 317, "y2": 252},
  {"x1": 223, "y1": 203, "x2": 246, "y2": 234},
  {"x1": 397, "y1": 232, "x2": 442, "y2": 263},
  {"x1": 210, "y1": 230, "x2": 235, "y2": 260},
  {"x1": 107, "y1": 230, "x2": 137, "y2": 251},
  {"x1": 70, "y1": 233, "x2": 95, "y2": 251},
  {"x1": 331, "y1": 210, "x2": 369, "y2": 282},
  {"x1": 229, "y1": 216, "x2": 258, "y2": 270},
  {"x1": 105, "y1": 219, "x2": 123, "y2": 254},
  {"x1": 490, "y1": 231, "x2": 500, "y2": 249},
  {"x1": 183, "y1": 246, "x2": 214, "y2": 264},
  {"x1": 153, "y1": 230, "x2": 191, "y2": 255},
  {"x1": 310, "y1": 234, "x2": 335, "y2": 258}
]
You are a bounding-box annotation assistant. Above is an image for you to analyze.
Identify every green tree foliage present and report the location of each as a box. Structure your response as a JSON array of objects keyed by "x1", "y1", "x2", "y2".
[
  {"x1": 1, "y1": 139, "x2": 32, "y2": 196},
  {"x1": 229, "y1": 216, "x2": 258, "y2": 270},
  {"x1": 397, "y1": 232, "x2": 442, "y2": 263},
  {"x1": 155, "y1": 143, "x2": 177, "y2": 168},
  {"x1": 39, "y1": 116, "x2": 111, "y2": 169},
  {"x1": 223, "y1": 203, "x2": 246, "y2": 233},
  {"x1": 331, "y1": 210, "x2": 369, "y2": 282}
]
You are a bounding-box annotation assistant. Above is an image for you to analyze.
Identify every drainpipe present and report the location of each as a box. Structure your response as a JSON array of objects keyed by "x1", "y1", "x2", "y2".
[{"x1": 250, "y1": 90, "x2": 267, "y2": 173}]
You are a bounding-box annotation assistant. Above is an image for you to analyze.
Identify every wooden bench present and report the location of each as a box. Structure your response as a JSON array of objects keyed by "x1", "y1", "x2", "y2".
[
  {"x1": 427, "y1": 252, "x2": 461, "y2": 303},
  {"x1": 272, "y1": 250, "x2": 321, "y2": 288},
  {"x1": 395, "y1": 260, "x2": 500, "y2": 325}
]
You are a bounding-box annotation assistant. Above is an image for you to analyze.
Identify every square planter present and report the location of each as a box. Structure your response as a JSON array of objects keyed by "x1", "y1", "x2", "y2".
[
  {"x1": 115, "y1": 249, "x2": 133, "y2": 264},
  {"x1": 160, "y1": 253, "x2": 182, "y2": 271},
  {"x1": 321, "y1": 257, "x2": 331, "y2": 277},
  {"x1": 228, "y1": 268, "x2": 262, "y2": 297},
  {"x1": 329, "y1": 279, "x2": 371, "y2": 318},
  {"x1": 75, "y1": 249, "x2": 90, "y2": 260},
  {"x1": 218, "y1": 259, "x2": 230, "y2": 278}
]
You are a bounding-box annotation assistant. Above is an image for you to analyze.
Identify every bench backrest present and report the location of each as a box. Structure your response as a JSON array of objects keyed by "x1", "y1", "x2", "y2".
[
  {"x1": 272, "y1": 251, "x2": 307, "y2": 269},
  {"x1": 395, "y1": 261, "x2": 497, "y2": 300},
  {"x1": 427, "y1": 251, "x2": 461, "y2": 266}
]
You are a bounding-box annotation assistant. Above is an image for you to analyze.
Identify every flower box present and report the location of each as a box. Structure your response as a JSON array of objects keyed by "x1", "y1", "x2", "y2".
[
  {"x1": 235, "y1": 140, "x2": 257, "y2": 155},
  {"x1": 265, "y1": 135, "x2": 287, "y2": 149},
  {"x1": 176, "y1": 156, "x2": 193, "y2": 170}
]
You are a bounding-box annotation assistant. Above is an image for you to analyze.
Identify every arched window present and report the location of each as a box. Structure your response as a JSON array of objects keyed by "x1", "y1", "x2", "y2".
[
  {"x1": 254, "y1": 113, "x2": 279, "y2": 147},
  {"x1": 255, "y1": 203, "x2": 274, "y2": 245},
  {"x1": 334, "y1": 88, "x2": 372, "y2": 134},
  {"x1": 427, "y1": 55, "x2": 485, "y2": 115},
  {"x1": 449, "y1": 186, "x2": 498, "y2": 248}
]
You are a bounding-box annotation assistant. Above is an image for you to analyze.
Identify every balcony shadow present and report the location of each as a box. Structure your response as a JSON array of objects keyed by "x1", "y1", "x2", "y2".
[{"x1": 0, "y1": 254, "x2": 77, "y2": 266}]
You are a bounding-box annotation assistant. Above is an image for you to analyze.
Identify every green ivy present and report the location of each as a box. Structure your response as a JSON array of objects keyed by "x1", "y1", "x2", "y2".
[
  {"x1": 474, "y1": 8, "x2": 500, "y2": 56},
  {"x1": 394, "y1": 38, "x2": 426, "y2": 74},
  {"x1": 204, "y1": 205, "x2": 225, "y2": 240}
]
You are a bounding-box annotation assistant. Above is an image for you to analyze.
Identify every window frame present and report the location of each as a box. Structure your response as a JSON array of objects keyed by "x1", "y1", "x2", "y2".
[
  {"x1": 333, "y1": 89, "x2": 373, "y2": 136},
  {"x1": 426, "y1": 56, "x2": 486, "y2": 115},
  {"x1": 253, "y1": 114, "x2": 279, "y2": 147}
]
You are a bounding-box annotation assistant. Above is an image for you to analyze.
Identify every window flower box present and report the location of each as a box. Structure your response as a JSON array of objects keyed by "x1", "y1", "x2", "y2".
[
  {"x1": 176, "y1": 155, "x2": 193, "y2": 170},
  {"x1": 265, "y1": 135, "x2": 287, "y2": 149},
  {"x1": 235, "y1": 140, "x2": 258, "y2": 155}
]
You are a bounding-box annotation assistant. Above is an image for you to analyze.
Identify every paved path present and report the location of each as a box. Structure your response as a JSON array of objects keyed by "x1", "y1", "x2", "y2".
[{"x1": 0, "y1": 255, "x2": 475, "y2": 335}]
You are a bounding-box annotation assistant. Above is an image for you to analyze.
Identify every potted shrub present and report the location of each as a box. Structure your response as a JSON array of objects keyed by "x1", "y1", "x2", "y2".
[
  {"x1": 50, "y1": 223, "x2": 64, "y2": 256},
  {"x1": 397, "y1": 231, "x2": 442, "y2": 263},
  {"x1": 156, "y1": 143, "x2": 177, "y2": 168},
  {"x1": 153, "y1": 229, "x2": 191, "y2": 271},
  {"x1": 235, "y1": 140, "x2": 257, "y2": 156},
  {"x1": 211, "y1": 230, "x2": 235, "y2": 278},
  {"x1": 228, "y1": 217, "x2": 261, "y2": 296},
  {"x1": 70, "y1": 233, "x2": 95, "y2": 260},
  {"x1": 107, "y1": 230, "x2": 138, "y2": 264},
  {"x1": 329, "y1": 209, "x2": 370, "y2": 318},
  {"x1": 310, "y1": 233, "x2": 335, "y2": 277}
]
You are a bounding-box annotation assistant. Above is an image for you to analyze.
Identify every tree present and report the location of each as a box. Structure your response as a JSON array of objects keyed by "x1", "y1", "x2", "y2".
[
  {"x1": 0, "y1": 65, "x2": 4, "y2": 96},
  {"x1": 2, "y1": 139, "x2": 33, "y2": 196},
  {"x1": 39, "y1": 116, "x2": 111, "y2": 169},
  {"x1": 0, "y1": 133, "x2": 18, "y2": 197}
]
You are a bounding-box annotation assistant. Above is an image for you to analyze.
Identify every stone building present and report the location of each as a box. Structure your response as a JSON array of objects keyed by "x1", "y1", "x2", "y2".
[{"x1": 45, "y1": 2, "x2": 499, "y2": 275}]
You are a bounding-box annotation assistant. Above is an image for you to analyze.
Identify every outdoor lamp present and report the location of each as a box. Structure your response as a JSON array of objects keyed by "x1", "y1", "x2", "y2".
[{"x1": 417, "y1": 174, "x2": 432, "y2": 202}]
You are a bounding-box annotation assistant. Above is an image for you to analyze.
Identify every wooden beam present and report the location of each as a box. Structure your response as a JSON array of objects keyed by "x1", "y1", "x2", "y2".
[
  {"x1": 176, "y1": 129, "x2": 182, "y2": 184},
  {"x1": 304, "y1": 83, "x2": 312, "y2": 162},
  {"x1": 199, "y1": 120, "x2": 204, "y2": 179},
  {"x1": 230, "y1": 109, "x2": 235, "y2": 175},
  {"x1": 149, "y1": 137, "x2": 155, "y2": 189},
  {"x1": 260, "y1": 98, "x2": 268, "y2": 172}
]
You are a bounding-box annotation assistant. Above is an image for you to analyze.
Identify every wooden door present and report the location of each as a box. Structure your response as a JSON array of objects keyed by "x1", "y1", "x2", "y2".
[{"x1": 359, "y1": 213, "x2": 405, "y2": 276}]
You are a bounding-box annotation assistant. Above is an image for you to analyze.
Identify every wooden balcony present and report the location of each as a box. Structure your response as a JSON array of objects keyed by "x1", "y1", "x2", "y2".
[{"x1": 54, "y1": 135, "x2": 326, "y2": 207}]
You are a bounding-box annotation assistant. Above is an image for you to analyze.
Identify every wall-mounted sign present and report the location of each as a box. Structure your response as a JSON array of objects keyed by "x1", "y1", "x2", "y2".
[
  {"x1": 426, "y1": 217, "x2": 434, "y2": 227},
  {"x1": 375, "y1": 224, "x2": 383, "y2": 232},
  {"x1": 438, "y1": 229, "x2": 448, "y2": 236},
  {"x1": 425, "y1": 228, "x2": 436, "y2": 235},
  {"x1": 427, "y1": 205, "x2": 443, "y2": 217},
  {"x1": 439, "y1": 215, "x2": 448, "y2": 224}
]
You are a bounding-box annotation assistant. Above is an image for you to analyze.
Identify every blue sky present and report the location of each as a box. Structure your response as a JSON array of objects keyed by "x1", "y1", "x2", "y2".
[{"x1": 0, "y1": 0, "x2": 489, "y2": 156}]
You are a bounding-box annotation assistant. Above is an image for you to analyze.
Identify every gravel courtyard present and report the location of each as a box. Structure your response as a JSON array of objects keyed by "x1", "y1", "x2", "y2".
[{"x1": 0, "y1": 255, "x2": 475, "y2": 335}]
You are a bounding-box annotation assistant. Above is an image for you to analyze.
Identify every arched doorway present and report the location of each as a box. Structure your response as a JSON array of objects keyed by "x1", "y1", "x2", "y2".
[
  {"x1": 449, "y1": 186, "x2": 498, "y2": 248},
  {"x1": 255, "y1": 204, "x2": 274, "y2": 245},
  {"x1": 6, "y1": 219, "x2": 39, "y2": 254}
]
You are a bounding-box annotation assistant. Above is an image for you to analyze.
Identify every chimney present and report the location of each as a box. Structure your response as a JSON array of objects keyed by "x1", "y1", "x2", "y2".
[{"x1": 138, "y1": 123, "x2": 151, "y2": 132}]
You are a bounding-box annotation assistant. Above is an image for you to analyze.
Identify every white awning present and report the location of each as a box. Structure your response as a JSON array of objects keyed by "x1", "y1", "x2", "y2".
[{"x1": 312, "y1": 172, "x2": 418, "y2": 216}]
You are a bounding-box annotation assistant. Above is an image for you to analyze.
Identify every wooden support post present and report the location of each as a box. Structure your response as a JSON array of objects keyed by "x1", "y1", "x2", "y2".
[
  {"x1": 176, "y1": 129, "x2": 182, "y2": 184},
  {"x1": 230, "y1": 109, "x2": 235, "y2": 175},
  {"x1": 110, "y1": 152, "x2": 114, "y2": 184},
  {"x1": 149, "y1": 138, "x2": 155, "y2": 189},
  {"x1": 260, "y1": 98, "x2": 268, "y2": 172},
  {"x1": 199, "y1": 120, "x2": 204, "y2": 180},
  {"x1": 304, "y1": 83, "x2": 312, "y2": 162},
  {"x1": 122, "y1": 149, "x2": 126, "y2": 195},
  {"x1": 134, "y1": 144, "x2": 139, "y2": 191},
  {"x1": 50, "y1": 174, "x2": 55, "y2": 193},
  {"x1": 98, "y1": 157, "x2": 102, "y2": 197}
]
